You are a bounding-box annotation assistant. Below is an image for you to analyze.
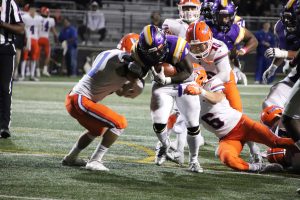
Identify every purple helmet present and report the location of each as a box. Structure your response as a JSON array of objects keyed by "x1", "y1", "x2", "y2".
[
  {"x1": 212, "y1": 0, "x2": 237, "y2": 32},
  {"x1": 137, "y1": 25, "x2": 168, "y2": 66},
  {"x1": 201, "y1": 0, "x2": 215, "y2": 21},
  {"x1": 281, "y1": 0, "x2": 298, "y2": 33}
]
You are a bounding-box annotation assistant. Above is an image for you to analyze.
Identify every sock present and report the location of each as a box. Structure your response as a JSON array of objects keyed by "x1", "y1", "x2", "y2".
[
  {"x1": 247, "y1": 141, "x2": 260, "y2": 155},
  {"x1": 90, "y1": 144, "x2": 108, "y2": 162},
  {"x1": 156, "y1": 130, "x2": 170, "y2": 147},
  {"x1": 21, "y1": 61, "x2": 27, "y2": 77},
  {"x1": 66, "y1": 142, "x2": 82, "y2": 159},
  {"x1": 176, "y1": 131, "x2": 186, "y2": 154},
  {"x1": 187, "y1": 133, "x2": 201, "y2": 163},
  {"x1": 30, "y1": 61, "x2": 36, "y2": 78}
]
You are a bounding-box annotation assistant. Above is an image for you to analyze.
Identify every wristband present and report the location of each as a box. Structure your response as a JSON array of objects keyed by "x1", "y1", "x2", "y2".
[
  {"x1": 200, "y1": 88, "x2": 207, "y2": 97},
  {"x1": 240, "y1": 47, "x2": 248, "y2": 54}
]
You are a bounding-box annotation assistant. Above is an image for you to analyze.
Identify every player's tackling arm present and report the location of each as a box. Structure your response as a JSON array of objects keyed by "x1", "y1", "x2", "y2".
[{"x1": 171, "y1": 56, "x2": 193, "y2": 83}]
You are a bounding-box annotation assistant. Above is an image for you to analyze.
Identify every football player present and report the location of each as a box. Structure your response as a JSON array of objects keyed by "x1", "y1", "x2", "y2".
[
  {"x1": 262, "y1": 1, "x2": 300, "y2": 110},
  {"x1": 62, "y1": 49, "x2": 146, "y2": 171},
  {"x1": 183, "y1": 70, "x2": 297, "y2": 173},
  {"x1": 20, "y1": 5, "x2": 43, "y2": 81},
  {"x1": 38, "y1": 7, "x2": 58, "y2": 77},
  {"x1": 209, "y1": 0, "x2": 261, "y2": 162},
  {"x1": 132, "y1": 25, "x2": 203, "y2": 172},
  {"x1": 160, "y1": 0, "x2": 203, "y2": 166}
]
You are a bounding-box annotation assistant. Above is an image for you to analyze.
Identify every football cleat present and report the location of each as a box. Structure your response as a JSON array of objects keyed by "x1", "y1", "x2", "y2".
[
  {"x1": 188, "y1": 161, "x2": 204, "y2": 173},
  {"x1": 85, "y1": 160, "x2": 109, "y2": 171},
  {"x1": 259, "y1": 163, "x2": 284, "y2": 173},
  {"x1": 154, "y1": 142, "x2": 168, "y2": 166},
  {"x1": 166, "y1": 150, "x2": 184, "y2": 166},
  {"x1": 62, "y1": 156, "x2": 87, "y2": 167},
  {"x1": 0, "y1": 129, "x2": 11, "y2": 139}
]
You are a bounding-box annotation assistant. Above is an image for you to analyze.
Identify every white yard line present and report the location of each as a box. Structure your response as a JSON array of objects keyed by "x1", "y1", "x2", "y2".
[{"x1": 0, "y1": 195, "x2": 64, "y2": 200}]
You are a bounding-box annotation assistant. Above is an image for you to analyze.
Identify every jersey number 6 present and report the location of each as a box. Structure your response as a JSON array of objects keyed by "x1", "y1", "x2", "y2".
[{"x1": 201, "y1": 113, "x2": 224, "y2": 129}]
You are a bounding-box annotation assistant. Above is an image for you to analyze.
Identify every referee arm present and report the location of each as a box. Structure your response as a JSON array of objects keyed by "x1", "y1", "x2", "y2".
[{"x1": 0, "y1": 21, "x2": 24, "y2": 34}]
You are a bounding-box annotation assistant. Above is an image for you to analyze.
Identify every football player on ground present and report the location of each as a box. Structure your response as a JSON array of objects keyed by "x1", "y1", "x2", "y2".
[
  {"x1": 38, "y1": 7, "x2": 58, "y2": 77},
  {"x1": 208, "y1": 0, "x2": 261, "y2": 162},
  {"x1": 62, "y1": 49, "x2": 146, "y2": 171},
  {"x1": 131, "y1": 25, "x2": 203, "y2": 173},
  {"x1": 183, "y1": 69, "x2": 298, "y2": 173},
  {"x1": 260, "y1": 105, "x2": 300, "y2": 171},
  {"x1": 20, "y1": 5, "x2": 43, "y2": 81}
]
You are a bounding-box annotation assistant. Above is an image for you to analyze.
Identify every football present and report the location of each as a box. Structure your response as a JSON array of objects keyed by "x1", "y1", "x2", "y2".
[
  {"x1": 266, "y1": 148, "x2": 288, "y2": 166},
  {"x1": 154, "y1": 63, "x2": 177, "y2": 77}
]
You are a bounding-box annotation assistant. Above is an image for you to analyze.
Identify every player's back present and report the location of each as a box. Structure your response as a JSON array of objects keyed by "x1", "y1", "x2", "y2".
[
  {"x1": 72, "y1": 49, "x2": 128, "y2": 102},
  {"x1": 200, "y1": 78, "x2": 242, "y2": 138},
  {"x1": 162, "y1": 18, "x2": 189, "y2": 38}
]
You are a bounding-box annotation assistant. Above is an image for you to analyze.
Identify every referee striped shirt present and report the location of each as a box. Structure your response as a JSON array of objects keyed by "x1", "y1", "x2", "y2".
[{"x1": 0, "y1": 0, "x2": 23, "y2": 44}]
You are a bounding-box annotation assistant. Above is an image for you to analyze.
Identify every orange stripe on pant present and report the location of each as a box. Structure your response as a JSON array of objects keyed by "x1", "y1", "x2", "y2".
[
  {"x1": 65, "y1": 94, "x2": 127, "y2": 136},
  {"x1": 223, "y1": 70, "x2": 243, "y2": 112},
  {"x1": 218, "y1": 115, "x2": 295, "y2": 171}
]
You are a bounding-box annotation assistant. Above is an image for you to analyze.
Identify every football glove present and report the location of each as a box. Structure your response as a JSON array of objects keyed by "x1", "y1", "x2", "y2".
[
  {"x1": 151, "y1": 66, "x2": 171, "y2": 85},
  {"x1": 264, "y1": 48, "x2": 288, "y2": 59},
  {"x1": 184, "y1": 84, "x2": 202, "y2": 95},
  {"x1": 262, "y1": 64, "x2": 278, "y2": 83}
]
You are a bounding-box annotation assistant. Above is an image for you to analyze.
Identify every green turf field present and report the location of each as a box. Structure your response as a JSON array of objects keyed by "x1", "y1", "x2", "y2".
[{"x1": 0, "y1": 81, "x2": 299, "y2": 200}]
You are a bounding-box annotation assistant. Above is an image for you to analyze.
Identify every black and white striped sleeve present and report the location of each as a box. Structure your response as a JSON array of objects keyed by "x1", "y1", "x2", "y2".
[{"x1": 10, "y1": 0, "x2": 23, "y2": 24}]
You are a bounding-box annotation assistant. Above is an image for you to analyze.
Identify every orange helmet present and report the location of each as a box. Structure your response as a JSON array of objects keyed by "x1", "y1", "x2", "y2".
[
  {"x1": 117, "y1": 33, "x2": 139, "y2": 53},
  {"x1": 40, "y1": 7, "x2": 50, "y2": 16},
  {"x1": 178, "y1": 0, "x2": 201, "y2": 23},
  {"x1": 260, "y1": 105, "x2": 283, "y2": 128},
  {"x1": 267, "y1": 148, "x2": 288, "y2": 167},
  {"x1": 192, "y1": 63, "x2": 207, "y2": 86},
  {"x1": 186, "y1": 21, "x2": 213, "y2": 58}
]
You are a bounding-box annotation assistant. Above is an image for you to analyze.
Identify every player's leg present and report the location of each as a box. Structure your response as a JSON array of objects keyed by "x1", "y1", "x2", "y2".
[
  {"x1": 41, "y1": 38, "x2": 51, "y2": 76},
  {"x1": 63, "y1": 94, "x2": 127, "y2": 169},
  {"x1": 150, "y1": 85, "x2": 174, "y2": 165},
  {"x1": 20, "y1": 50, "x2": 29, "y2": 80},
  {"x1": 30, "y1": 39, "x2": 40, "y2": 81},
  {"x1": 262, "y1": 82, "x2": 292, "y2": 109},
  {"x1": 282, "y1": 79, "x2": 300, "y2": 149},
  {"x1": 176, "y1": 93, "x2": 202, "y2": 172},
  {"x1": 240, "y1": 115, "x2": 296, "y2": 150}
]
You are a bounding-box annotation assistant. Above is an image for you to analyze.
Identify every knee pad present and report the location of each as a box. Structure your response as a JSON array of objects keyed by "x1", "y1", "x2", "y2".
[
  {"x1": 187, "y1": 126, "x2": 200, "y2": 136},
  {"x1": 153, "y1": 123, "x2": 167, "y2": 134},
  {"x1": 110, "y1": 127, "x2": 125, "y2": 136}
]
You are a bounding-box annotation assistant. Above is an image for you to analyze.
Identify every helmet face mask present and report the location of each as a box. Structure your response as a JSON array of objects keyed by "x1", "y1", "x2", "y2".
[
  {"x1": 212, "y1": 1, "x2": 236, "y2": 32},
  {"x1": 282, "y1": 12, "x2": 297, "y2": 33},
  {"x1": 137, "y1": 25, "x2": 168, "y2": 66},
  {"x1": 186, "y1": 21, "x2": 213, "y2": 59},
  {"x1": 190, "y1": 41, "x2": 212, "y2": 58},
  {"x1": 178, "y1": 0, "x2": 201, "y2": 23}
]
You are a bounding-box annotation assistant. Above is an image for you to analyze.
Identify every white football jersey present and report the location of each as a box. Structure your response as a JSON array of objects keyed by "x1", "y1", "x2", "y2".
[
  {"x1": 195, "y1": 38, "x2": 231, "y2": 82},
  {"x1": 39, "y1": 17, "x2": 55, "y2": 38},
  {"x1": 162, "y1": 18, "x2": 189, "y2": 38},
  {"x1": 22, "y1": 13, "x2": 43, "y2": 40},
  {"x1": 72, "y1": 49, "x2": 128, "y2": 102},
  {"x1": 200, "y1": 78, "x2": 242, "y2": 139}
]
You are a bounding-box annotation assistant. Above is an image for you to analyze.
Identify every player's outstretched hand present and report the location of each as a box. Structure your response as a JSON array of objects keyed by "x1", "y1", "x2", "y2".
[{"x1": 184, "y1": 84, "x2": 202, "y2": 95}]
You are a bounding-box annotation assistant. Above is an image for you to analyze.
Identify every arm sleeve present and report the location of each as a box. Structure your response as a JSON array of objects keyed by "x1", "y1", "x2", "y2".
[
  {"x1": 213, "y1": 55, "x2": 231, "y2": 83},
  {"x1": 11, "y1": 0, "x2": 23, "y2": 23}
]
